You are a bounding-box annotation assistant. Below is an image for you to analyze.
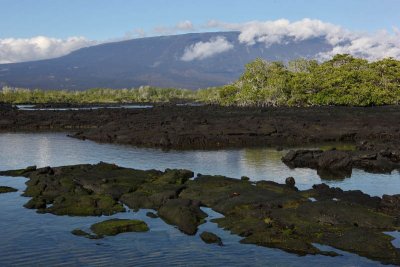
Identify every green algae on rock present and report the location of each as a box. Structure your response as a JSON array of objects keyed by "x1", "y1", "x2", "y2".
[
  {"x1": 0, "y1": 186, "x2": 18, "y2": 194},
  {"x1": 200, "y1": 231, "x2": 223, "y2": 246},
  {"x1": 158, "y1": 199, "x2": 207, "y2": 235},
  {"x1": 1, "y1": 163, "x2": 400, "y2": 265},
  {"x1": 90, "y1": 219, "x2": 149, "y2": 237}
]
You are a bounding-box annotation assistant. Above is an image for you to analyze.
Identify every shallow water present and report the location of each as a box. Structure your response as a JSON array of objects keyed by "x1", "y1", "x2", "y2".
[
  {"x1": 0, "y1": 133, "x2": 399, "y2": 266},
  {"x1": 15, "y1": 104, "x2": 153, "y2": 111}
]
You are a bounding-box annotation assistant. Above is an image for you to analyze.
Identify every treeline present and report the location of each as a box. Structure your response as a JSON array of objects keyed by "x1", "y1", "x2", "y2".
[
  {"x1": 0, "y1": 86, "x2": 196, "y2": 104},
  {"x1": 1, "y1": 54, "x2": 400, "y2": 106},
  {"x1": 215, "y1": 54, "x2": 400, "y2": 106}
]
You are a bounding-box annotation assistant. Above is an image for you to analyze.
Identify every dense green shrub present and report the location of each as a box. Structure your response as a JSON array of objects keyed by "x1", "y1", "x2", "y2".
[{"x1": 216, "y1": 54, "x2": 400, "y2": 106}]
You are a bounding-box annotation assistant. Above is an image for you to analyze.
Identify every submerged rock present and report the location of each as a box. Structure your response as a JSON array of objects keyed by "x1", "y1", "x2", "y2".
[
  {"x1": 71, "y1": 229, "x2": 100, "y2": 239},
  {"x1": 0, "y1": 186, "x2": 18, "y2": 194},
  {"x1": 146, "y1": 211, "x2": 158, "y2": 218},
  {"x1": 200, "y1": 231, "x2": 223, "y2": 246}
]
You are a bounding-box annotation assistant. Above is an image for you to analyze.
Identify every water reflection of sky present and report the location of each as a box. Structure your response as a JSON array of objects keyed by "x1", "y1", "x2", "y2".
[{"x1": 1, "y1": 133, "x2": 400, "y2": 196}]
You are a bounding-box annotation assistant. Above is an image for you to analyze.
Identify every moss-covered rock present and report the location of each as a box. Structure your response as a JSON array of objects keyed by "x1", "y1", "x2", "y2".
[
  {"x1": 158, "y1": 199, "x2": 207, "y2": 235},
  {"x1": 90, "y1": 219, "x2": 149, "y2": 237},
  {"x1": 200, "y1": 231, "x2": 223, "y2": 246},
  {"x1": 0, "y1": 186, "x2": 18, "y2": 194}
]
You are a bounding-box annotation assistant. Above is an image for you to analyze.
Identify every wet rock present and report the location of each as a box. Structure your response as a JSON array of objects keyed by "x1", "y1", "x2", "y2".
[
  {"x1": 90, "y1": 219, "x2": 149, "y2": 237},
  {"x1": 317, "y1": 150, "x2": 352, "y2": 171},
  {"x1": 200, "y1": 231, "x2": 223, "y2": 246},
  {"x1": 158, "y1": 199, "x2": 207, "y2": 235},
  {"x1": 0, "y1": 186, "x2": 18, "y2": 194},
  {"x1": 71, "y1": 229, "x2": 99, "y2": 239},
  {"x1": 146, "y1": 211, "x2": 158, "y2": 218},
  {"x1": 285, "y1": 177, "x2": 295, "y2": 188},
  {"x1": 71, "y1": 229, "x2": 89, "y2": 236},
  {"x1": 282, "y1": 150, "x2": 322, "y2": 169},
  {"x1": 282, "y1": 148, "x2": 400, "y2": 179}
]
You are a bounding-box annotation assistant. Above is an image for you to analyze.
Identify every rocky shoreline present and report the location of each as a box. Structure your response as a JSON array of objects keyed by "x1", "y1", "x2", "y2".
[
  {"x1": 1, "y1": 162, "x2": 400, "y2": 265},
  {"x1": 282, "y1": 147, "x2": 400, "y2": 179},
  {"x1": 1, "y1": 104, "x2": 400, "y2": 150}
]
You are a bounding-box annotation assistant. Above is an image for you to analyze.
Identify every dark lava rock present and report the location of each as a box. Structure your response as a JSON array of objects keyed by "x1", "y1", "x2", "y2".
[
  {"x1": 380, "y1": 194, "x2": 400, "y2": 215},
  {"x1": 3, "y1": 105, "x2": 400, "y2": 150},
  {"x1": 200, "y1": 231, "x2": 223, "y2": 246},
  {"x1": 158, "y1": 199, "x2": 207, "y2": 235},
  {"x1": 282, "y1": 148, "x2": 400, "y2": 179},
  {"x1": 285, "y1": 177, "x2": 296, "y2": 188},
  {"x1": 0, "y1": 103, "x2": 14, "y2": 111},
  {"x1": 0, "y1": 186, "x2": 18, "y2": 194},
  {"x1": 317, "y1": 150, "x2": 352, "y2": 171},
  {"x1": 37, "y1": 166, "x2": 54, "y2": 175}
]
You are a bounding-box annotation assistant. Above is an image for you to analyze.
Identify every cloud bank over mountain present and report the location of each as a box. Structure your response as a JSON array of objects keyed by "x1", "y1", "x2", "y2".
[
  {"x1": 0, "y1": 36, "x2": 95, "y2": 64},
  {"x1": 181, "y1": 36, "x2": 233, "y2": 61},
  {"x1": 1, "y1": 19, "x2": 400, "y2": 64},
  {"x1": 206, "y1": 18, "x2": 400, "y2": 61}
]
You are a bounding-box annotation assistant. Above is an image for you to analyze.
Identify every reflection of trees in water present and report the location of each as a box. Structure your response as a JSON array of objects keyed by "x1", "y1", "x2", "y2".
[{"x1": 242, "y1": 148, "x2": 285, "y2": 166}]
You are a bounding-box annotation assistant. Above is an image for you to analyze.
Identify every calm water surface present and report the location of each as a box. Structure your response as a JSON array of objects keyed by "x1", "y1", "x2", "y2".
[{"x1": 0, "y1": 133, "x2": 399, "y2": 266}]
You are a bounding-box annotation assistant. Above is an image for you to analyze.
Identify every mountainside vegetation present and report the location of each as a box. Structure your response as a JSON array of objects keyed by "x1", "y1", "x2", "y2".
[{"x1": 1, "y1": 54, "x2": 399, "y2": 107}]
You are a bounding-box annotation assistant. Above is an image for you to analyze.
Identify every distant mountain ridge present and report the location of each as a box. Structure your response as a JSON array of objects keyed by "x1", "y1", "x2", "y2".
[{"x1": 0, "y1": 31, "x2": 333, "y2": 90}]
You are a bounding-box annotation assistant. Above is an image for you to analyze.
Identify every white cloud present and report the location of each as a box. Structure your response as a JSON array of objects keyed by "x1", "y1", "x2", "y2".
[
  {"x1": 317, "y1": 29, "x2": 400, "y2": 61},
  {"x1": 0, "y1": 36, "x2": 95, "y2": 64},
  {"x1": 154, "y1": 20, "x2": 195, "y2": 35},
  {"x1": 123, "y1": 28, "x2": 147, "y2": 39},
  {"x1": 181, "y1": 36, "x2": 234, "y2": 61},
  {"x1": 176, "y1": 20, "x2": 194, "y2": 31},
  {"x1": 205, "y1": 18, "x2": 400, "y2": 61}
]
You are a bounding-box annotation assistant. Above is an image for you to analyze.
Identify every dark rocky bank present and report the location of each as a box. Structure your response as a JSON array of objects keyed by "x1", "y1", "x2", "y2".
[
  {"x1": 1, "y1": 105, "x2": 400, "y2": 150},
  {"x1": 1, "y1": 162, "x2": 400, "y2": 265}
]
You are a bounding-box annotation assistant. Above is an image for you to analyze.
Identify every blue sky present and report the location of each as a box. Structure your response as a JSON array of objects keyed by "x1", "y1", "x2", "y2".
[
  {"x1": 0, "y1": 0, "x2": 399, "y2": 39},
  {"x1": 0, "y1": 0, "x2": 399, "y2": 64}
]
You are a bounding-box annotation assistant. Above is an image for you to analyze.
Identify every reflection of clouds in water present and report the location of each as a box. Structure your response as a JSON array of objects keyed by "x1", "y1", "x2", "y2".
[
  {"x1": 37, "y1": 136, "x2": 51, "y2": 167},
  {"x1": 0, "y1": 133, "x2": 399, "y2": 196}
]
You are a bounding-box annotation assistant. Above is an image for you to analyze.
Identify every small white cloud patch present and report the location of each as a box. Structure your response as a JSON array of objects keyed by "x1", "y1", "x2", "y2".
[
  {"x1": 0, "y1": 36, "x2": 95, "y2": 64},
  {"x1": 181, "y1": 36, "x2": 234, "y2": 61}
]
